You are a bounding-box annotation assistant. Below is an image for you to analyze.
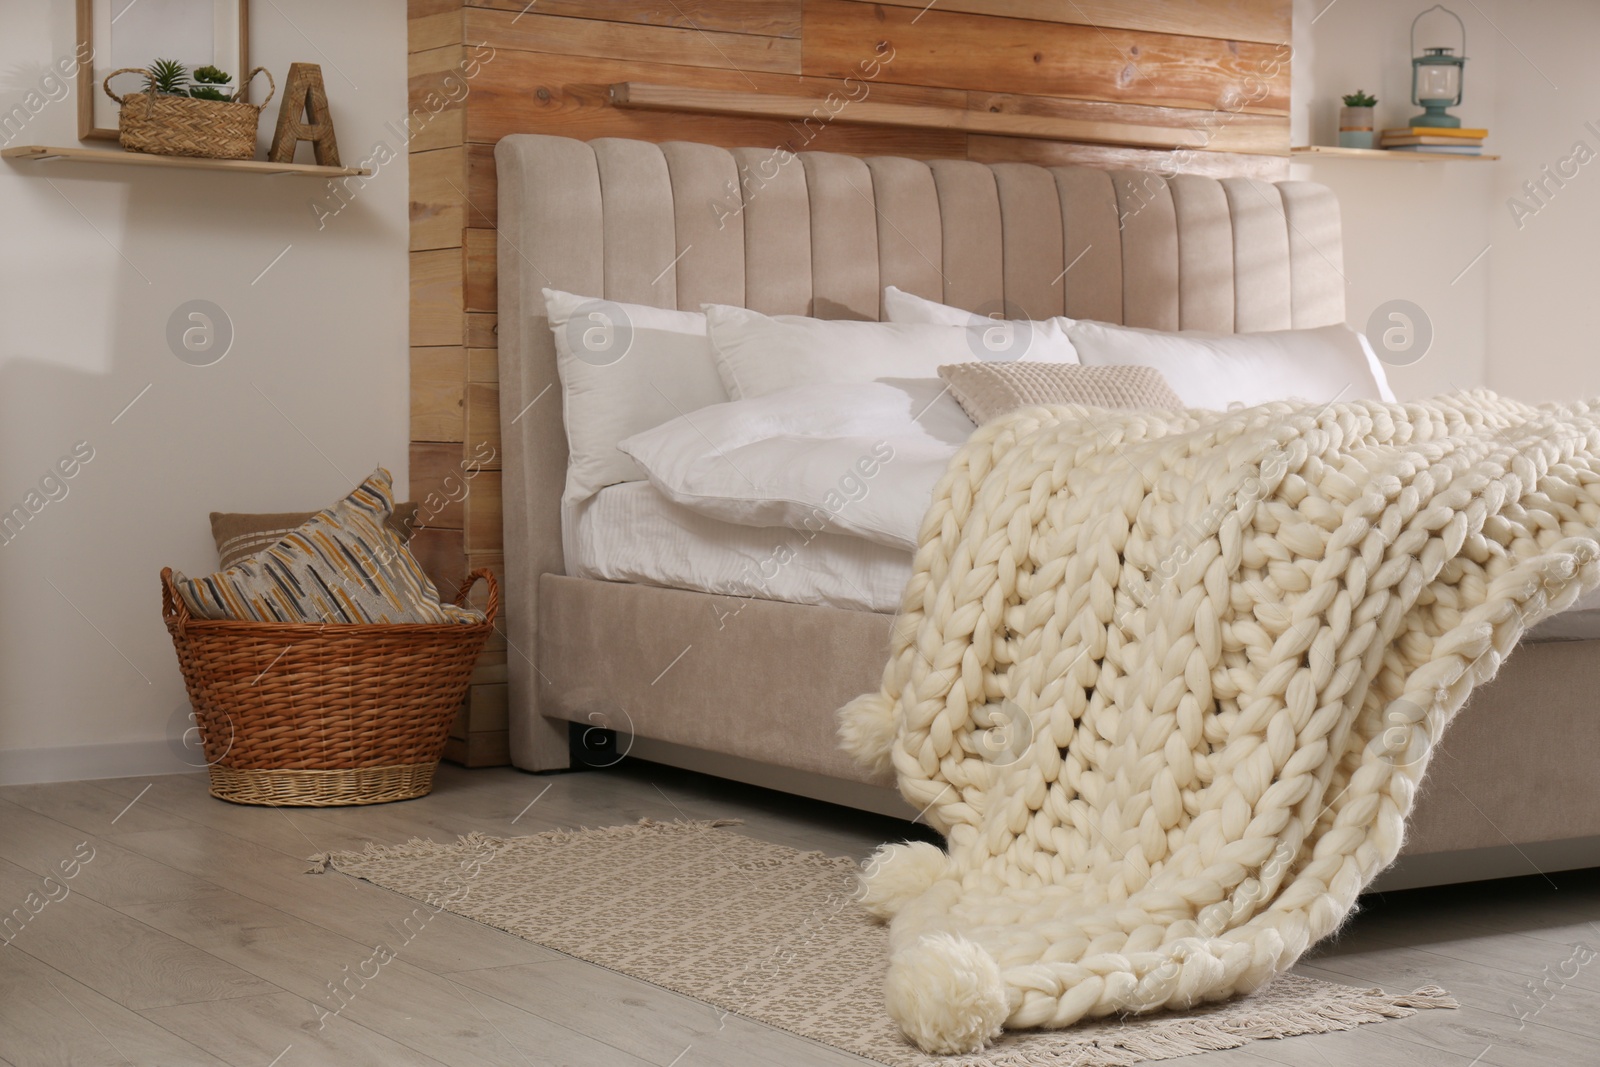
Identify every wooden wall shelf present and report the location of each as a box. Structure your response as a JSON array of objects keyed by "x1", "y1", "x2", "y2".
[
  {"x1": 1293, "y1": 145, "x2": 1498, "y2": 163},
  {"x1": 1, "y1": 144, "x2": 371, "y2": 177},
  {"x1": 611, "y1": 82, "x2": 1288, "y2": 156}
]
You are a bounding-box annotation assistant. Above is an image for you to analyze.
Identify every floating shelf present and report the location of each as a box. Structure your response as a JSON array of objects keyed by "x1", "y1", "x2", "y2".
[
  {"x1": 1292, "y1": 145, "x2": 1498, "y2": 163},
  {"x1": 611, "y1": 82, "x2": 1286, "y2": 155},
  {"x1": 1, "y1": 144, "x2": 371, "y2": 177}
]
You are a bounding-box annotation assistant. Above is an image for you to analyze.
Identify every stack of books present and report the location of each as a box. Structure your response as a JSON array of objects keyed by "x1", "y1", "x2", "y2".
[{"x1": 1380, "y1": 127, "x2": 1488, "y2": 155}]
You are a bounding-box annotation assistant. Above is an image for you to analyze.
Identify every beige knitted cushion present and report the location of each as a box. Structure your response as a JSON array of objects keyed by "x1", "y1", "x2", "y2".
[{"x1": 937, "y1": 362, "x2": 1185, "y2": 424}]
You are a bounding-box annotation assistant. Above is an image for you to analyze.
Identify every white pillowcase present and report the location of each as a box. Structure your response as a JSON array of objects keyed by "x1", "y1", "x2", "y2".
[
  {"x1": 1068, "y1": 319, "x2": 1396, "y2": 408},
  {"x1": 543, "y1": 288, "x2": 728, "y2": 504},
  {"x1": 879, "y1": 286, "x2": 1080, "y2": 364},
  {"x1": 882, "y1": 285, "x2": 971, "y2": 327},
  {"x1": 618, "y1": 379, "x2": 972, "y2": 551},
  {"x1": 885, "y1": 285, "x2": 1395, "y2": 408},
  {"x1": 703, "y1": 304, "x2": 1071, "y2": 400}
]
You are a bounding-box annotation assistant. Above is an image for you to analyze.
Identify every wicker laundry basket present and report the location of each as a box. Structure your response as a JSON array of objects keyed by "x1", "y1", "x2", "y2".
[
  {"x1": 105, "y1": 67, "x2": 275, "y2": 160},
  {"x1": 161, "y1": 567, "x2": 497, "y2": 806}
]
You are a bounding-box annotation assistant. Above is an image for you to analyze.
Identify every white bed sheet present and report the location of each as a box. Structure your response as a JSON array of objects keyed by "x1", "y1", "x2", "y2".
[
  {"x1": 564, "y1": 484, "x2": 1600, "y2": 641},
  {"x1": 565, "y1": 481, "x2": 912, "y2": 614}
]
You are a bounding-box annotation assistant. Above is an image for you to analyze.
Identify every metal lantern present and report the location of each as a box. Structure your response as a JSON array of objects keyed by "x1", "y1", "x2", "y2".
[{"x1": 1410, "y1": 5, "x2": 1467, "y2": 128}]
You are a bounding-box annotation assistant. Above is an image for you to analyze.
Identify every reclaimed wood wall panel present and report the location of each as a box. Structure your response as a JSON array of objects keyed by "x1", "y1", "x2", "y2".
[
  {"x1": 468, "y1": 10, "x2": 803, "y2": 74},
  {"x1": 409, "y1": 525, "x2": 465, "y2": 595},
  {"x1": 410, "y1": 347, "x2": 466, "y2": 442},
  {"x1": 463, "y1": 228, "x2": 497, "y2": 313},
  {"x1": 799, "y1": 1, "x2": 1290, "y2": 114},
  {"x1": 464, "y1": 51, "x2": 969, "y2": 158},
  {"x1": 466, "y1": 0, "x2": 804, "y2": 37},
  {"x1": 968, "y1": 92, "x2": 1289, "y2": 155},
  {"x1": 861, "y1": 0, "x2": 1289, "y2": 44},
  {"x1": 409, "y1": 10, "x2": 464, "y2": 53},
  {"x1": 465, "y1": 312, "x2": 497, "y2": 349},
  {"x1": 406, "y1": 46, "x2": 467, "y2": 152},
  {"x1": 409, "y1": 441, "x2": 468, "y2": 529},
  {"x1": 408, "y1": 0, "x2": 1296, "y2": 767},
  {"x1": 410, "y1": 247, "x2": 465, "y2": 347},
  {"x1": 968, "y1": 135, "x2": 1290, "y2": 180}
]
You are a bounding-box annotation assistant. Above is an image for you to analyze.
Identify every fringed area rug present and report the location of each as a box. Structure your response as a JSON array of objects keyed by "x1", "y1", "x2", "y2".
[{"x1": 311, "y1": 819, "x2": 1453, "y2": 1066}]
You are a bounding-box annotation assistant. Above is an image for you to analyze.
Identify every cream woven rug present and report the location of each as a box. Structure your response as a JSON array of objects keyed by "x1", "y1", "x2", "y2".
[{"x1": 312, "y1": 819, "x2": 1453, "y2": 1066}]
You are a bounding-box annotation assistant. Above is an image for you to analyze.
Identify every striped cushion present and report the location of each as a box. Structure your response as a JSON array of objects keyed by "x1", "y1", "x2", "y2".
[
  {"x1": 211, "y1": 503, "x2": 420, "y2": 570},
  {"x1": 172, "y1": 469, "x2": 482, "y2": 625}
]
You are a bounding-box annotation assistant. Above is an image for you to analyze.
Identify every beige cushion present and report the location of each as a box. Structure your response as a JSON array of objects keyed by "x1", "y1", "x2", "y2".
[
  {"x1": 211, "y1": 502, "x2": 419, "y2": 570},
  {"x1": 937, "y1": 362, "x2": 1184, "y2": 424}
]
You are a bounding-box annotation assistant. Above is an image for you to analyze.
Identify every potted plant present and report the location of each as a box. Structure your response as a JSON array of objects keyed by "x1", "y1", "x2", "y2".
[
  {"x1": 104, "y1": 56, "x2": 274, "y2": 160},
  {"x1": 146, "y1": 58, "x2": 191, "y2": 96},
  {"x1": 1339, "y1": 91, "x2": 1378, "y2": 149}
]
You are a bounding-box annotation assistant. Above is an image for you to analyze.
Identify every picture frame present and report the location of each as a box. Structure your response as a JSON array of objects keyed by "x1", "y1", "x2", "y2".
[{"x1": 77, "y1": 0, "x2": 250, "y2": 141}]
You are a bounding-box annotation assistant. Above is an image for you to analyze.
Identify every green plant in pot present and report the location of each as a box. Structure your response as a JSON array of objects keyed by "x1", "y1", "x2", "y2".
[
  {"x1": 1339, "y1": 90, "x2": 1378, "y2": 149},
  {"x1": 189, "y1": 65, "x2": 235, "y2": 101},
  {"x1": 143, "y1": 59, "x2": 236, "y2": 100},
  {"x1": 145, "y1": 58, "x2": 190, "y2": 96}
]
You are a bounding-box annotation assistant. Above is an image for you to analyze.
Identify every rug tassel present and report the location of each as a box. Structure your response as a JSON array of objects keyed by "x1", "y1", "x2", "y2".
[
  {"x1": 972, "y1": 983, "x2": 1460, "y2": 1067},
  {"x1": 1389, "y1": 984, "x2": 1460, "y2": 1009}
]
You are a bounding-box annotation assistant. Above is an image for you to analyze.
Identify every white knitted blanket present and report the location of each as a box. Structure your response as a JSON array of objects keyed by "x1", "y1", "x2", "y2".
[{"x1": 839, "y1": 391, "x2": 1600, "y2": 1054}]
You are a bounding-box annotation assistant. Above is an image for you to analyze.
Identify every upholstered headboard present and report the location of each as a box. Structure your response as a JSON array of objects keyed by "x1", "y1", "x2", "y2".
[{"x1": 494, "y1": 133, "x2": 1344, "y2": 767}]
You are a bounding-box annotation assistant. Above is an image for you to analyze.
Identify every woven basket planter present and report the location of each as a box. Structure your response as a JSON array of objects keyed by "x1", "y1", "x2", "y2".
[
  {"x1": 161, "y1": 567, "x2": 497, "y2": 806},
  {"x1": 105, "y1": 67, "x2": 275, "y2": 160}
]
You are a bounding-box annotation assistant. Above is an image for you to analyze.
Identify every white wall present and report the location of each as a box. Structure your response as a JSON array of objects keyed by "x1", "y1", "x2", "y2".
[
  {"x1": 0, "y1": 1, "x2": 409, "y2": 782},
  {"x1": 1297, "y1": 0, "x2": 1600, "y2": 404},
  {"x1": 1477, "y1": 1, "x2": 1600, "y2": 400},
  {"x1": 1292, "y1": 0, "x2": 1500, "y2": 400}
]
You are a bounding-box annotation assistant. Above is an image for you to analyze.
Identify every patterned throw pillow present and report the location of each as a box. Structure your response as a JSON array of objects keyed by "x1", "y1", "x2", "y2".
[
  {"x1": 937, "y1": 362, "x2": 1185, "y2": 424},
  {"x1": 172, "y1": 469, "x2": 482, "y2": 625},
  {"x1": 210, "y1": 502, "x2": 420, "y2": 570}
]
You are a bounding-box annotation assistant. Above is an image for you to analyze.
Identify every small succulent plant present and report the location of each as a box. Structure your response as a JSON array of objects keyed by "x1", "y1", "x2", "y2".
[
  {"x1": 188, "y1": 65, "x2": 234, "y2": 101},
  {"x1": 1342, "y1": 90, "x2": 1378, "y2": 109},
  {"x1": 146, "y1": 58, "x2": 189, "y2": 96}
]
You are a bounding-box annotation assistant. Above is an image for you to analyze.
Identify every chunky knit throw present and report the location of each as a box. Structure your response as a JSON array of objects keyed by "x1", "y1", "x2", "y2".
[{"x1": 839, "y1": 392, "x2": 1600, "y2": 1054}]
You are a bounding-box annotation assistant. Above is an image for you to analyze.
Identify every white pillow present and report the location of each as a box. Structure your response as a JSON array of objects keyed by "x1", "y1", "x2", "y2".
[
  {"x1": 879, "y1": 286, "x2": 1080, "y2": 365},
  {"x1": 543, "y1": 288, "x2": 728, "y2": 504},
  {"x1": 1068, "y1": 319, "x2": 1397, "y2": 409},
  {"x1": 885, "y1": 285, "x2": 1395, "y2": 408},
  {"x1": 703, "y1": 304, "x2": 1069, "y2": 400},
  {"x1": 618, "y1": 379, "x2": 971, "y2": 551}
]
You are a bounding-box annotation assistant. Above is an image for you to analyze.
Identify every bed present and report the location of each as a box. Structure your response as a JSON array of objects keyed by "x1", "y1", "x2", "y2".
[{"x1": 495, "y1": 134, "x2": 1600, "y2": 889}]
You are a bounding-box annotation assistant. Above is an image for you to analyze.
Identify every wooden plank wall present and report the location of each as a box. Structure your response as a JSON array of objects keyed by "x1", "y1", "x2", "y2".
[{"x1": 407, "y1": 0, "x2": 1292, "y2": 767}]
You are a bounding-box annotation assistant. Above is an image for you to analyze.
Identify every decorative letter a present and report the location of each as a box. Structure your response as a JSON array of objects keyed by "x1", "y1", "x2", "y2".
[{"x1": 269, "y1": 62, "x2": 341, "y2": 167}]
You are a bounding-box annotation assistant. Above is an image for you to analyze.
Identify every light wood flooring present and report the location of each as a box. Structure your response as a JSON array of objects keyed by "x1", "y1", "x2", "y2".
[{"x1": 1, "y1": 760, "x2": 1597, "y2": 1066}]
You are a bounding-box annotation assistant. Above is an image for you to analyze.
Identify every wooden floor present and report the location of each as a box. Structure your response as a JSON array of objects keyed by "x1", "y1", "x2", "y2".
[{"x1": 0, "y1": 761, "x2": 1596, "y2": 1067}]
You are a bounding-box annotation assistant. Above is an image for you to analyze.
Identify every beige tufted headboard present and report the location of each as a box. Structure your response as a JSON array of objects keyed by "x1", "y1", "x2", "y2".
[{"x1": 494, "y1": 133, "x2": 1345, "y2": 766}]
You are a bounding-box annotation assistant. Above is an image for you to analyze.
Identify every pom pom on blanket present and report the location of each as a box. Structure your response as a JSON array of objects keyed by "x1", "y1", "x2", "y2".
[
  {"x1": 856, "y1": 841, "x2": 952, "y2": 920},
  {"x1": 884, "y1": 933, "x2": 1009, "y2": 1054},
  {"x1": 837, "y1": 692, "x2": 898, "y2": 777}
]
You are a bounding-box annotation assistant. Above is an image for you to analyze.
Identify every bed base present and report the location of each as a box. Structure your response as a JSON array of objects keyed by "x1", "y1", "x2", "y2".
[{"x1": 536, "y1": 573, "x2": 1600, "y2": 885}]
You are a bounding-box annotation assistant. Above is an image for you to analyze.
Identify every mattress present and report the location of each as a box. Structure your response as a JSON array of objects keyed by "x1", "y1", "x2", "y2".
[
  {"x1": 566, "y1": 483, "x2": 1600, "y2": 641},
  {"x1": 565, "y1": 481, "x2": 912, "y2": 614}
]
